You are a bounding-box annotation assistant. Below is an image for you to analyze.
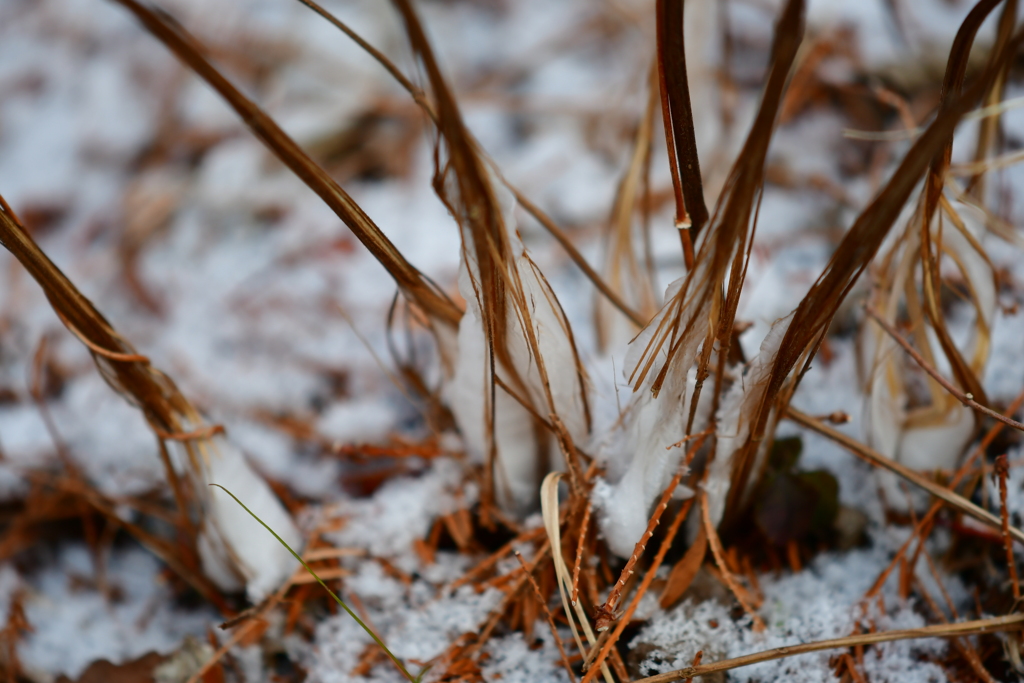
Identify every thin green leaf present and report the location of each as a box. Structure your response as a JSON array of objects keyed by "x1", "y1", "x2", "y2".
[{"x1": 209, "y1": 484, "x2": 424, "y2": 683}]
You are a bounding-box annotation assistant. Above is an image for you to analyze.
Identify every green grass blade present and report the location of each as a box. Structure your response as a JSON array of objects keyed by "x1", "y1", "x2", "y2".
[{"x1": 209, "y1": 483, "x2": 422, "y2": 682}]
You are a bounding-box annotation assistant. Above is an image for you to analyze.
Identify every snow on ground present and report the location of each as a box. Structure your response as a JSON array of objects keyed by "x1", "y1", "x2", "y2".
[{"x1": 0, "y1": 0, "x2": 1019, "y2": 681}]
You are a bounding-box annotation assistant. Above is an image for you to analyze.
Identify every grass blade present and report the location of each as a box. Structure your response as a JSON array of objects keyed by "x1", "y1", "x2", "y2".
[{"x1": 209, "y1": 484, "x2": 422, "y2": 683}]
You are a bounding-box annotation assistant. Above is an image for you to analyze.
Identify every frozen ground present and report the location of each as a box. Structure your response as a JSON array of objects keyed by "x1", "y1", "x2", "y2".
[{"x1": 0, "y1": 0, "x2": 1022, "y2": 681}]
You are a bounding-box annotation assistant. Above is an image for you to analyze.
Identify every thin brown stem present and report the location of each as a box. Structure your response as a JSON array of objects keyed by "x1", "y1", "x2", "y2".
[
  {"x1": 597, "y1": 435, "x2": 706, "y2": 629},
  {"x1": 511, "y1": 187, "x2": 647, "y2": 327},
  {"x1": 866, "y1": 306, "x2": 1024, "y2": 433},
  {"x1": 571, "y1": 500, "x2": 591, "y2": 606},
  {"x1": 996, "y1": 455, "x2": 1021, "y2": 600},
  {"x1": 580, "y1": 492, "x2": 696, "y2": 683},
  {"x1": 633, "y1": 613, "x2": 1024, "y2": 683}
]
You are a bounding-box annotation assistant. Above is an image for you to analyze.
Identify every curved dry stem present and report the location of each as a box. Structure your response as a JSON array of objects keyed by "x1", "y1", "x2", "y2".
[{"x1": 866, "y1": 306, "x2": 1024, "y2": 433}]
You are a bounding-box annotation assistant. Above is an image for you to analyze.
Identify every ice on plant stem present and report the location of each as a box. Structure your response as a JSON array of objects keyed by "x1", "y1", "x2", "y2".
[
  {"x1": 593, "y1": 277, "x2": 712, "y2": 558},
  {"x1": 708, "y1": 312, "x2": 793, "y2": 526},
  {"x1": 444, "y1": 178, "x2": 589, "y2": 515},
  {"x1": 189, "y1": 437, "x2": 301, "y2": 602}
]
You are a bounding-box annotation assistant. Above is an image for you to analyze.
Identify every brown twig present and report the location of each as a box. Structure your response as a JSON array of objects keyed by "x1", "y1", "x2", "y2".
[
  {"x1": 996, "y1": 455, "x2": 1021, "y2": 600},
  {"x1": 785, "y1": 407, "x2": 1024, "y2": 545},
  {"x1": 580, "y1": 488, "x2": 696, "y2": 683},
  {"x1": 683, "y1": 650, "x2": 702, "y2": 683},
  {"x1": 597, "y1": 434, "x2": 707, "y2": 629},
  {"x1": 449, "y1": 527, "x2": 547, "y2": 592},
  {"x1": 514, "y1": 551, "x2": 577, "y2": 683},
  {"x1": 110, "y1": 0, "x2": 462, "y2": 329},
  {"x1": 151, "y1": 424, "x2": 226, "y2": 442},
  {"x1": 510, "y1": 187, "x2": 647, "y2": 327},
  {"x1": 632, "y1": 613, "x2": 1024, "y2": 683},
  {"x1": 571, "y1": 500, "x2": 591, "y2": 606}
]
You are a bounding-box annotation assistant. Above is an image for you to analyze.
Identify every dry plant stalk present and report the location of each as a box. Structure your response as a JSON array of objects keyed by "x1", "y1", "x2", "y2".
[
  {"x1": 0, "y1": 199, "x2": 299, "y2": 603},
  {"x1": 111, "y1": 0, "x2": 462, "y2": 336},
  {"x1": 995, "y1": 455, "x2": 1021, "y2": 600},
  {"x1": 595, "y1": 70, "x2": 660, "y2": 351},
  {"x1": 513, "y1": 550, "x2": 577, "y2": 683},
  {"x1": 597, "y1": 433, "x2": 707, "y2": 628},
  {"x1": 656, "y1": 0, "x2": 709, "y2": 263},
  {"x1": 580, "y1": 488, "x2": 696, "y2": 683},
  {"x1": 541, "y1": 473, "x2": 614, "y2": 683},
  {"x1": 632, "y1": 613, "x2": 1024, "y2": 683},
  {"x1": 723, "y1": 5, "x2": 1024, "y2": 528},
  {"x1": 866, "y1": 306, "x2": 1022, "y2": 433},
  {"x1": 391, "y1": 0, "x2": 592, "y2": 514},
  {"x1": 787, "y1": 407, "x2": 1024, "y2": 544},
  {"x1": 702, "y1": 492, "x2": 765, "y2": 630}
]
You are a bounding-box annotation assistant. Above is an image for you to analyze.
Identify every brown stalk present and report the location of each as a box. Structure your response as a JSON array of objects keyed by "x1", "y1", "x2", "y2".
[
  {"x1": 785, "y1": 407, "x2": 1024, "y2": 545},
  {"x1": 866, "y1": 306, "x2": 1024, "y2": 433},
  {"x1": 110, "y1": 0, "x2": 462, "y2": 331},
  {"x1": 914, "y1": 576, "x2": 996, "y2": 683},
  {"x1": 917, "y1": 0, "x2": 1005, "y2": 411},
  {"x1": 449, "y1": 527, "x2": 547, "y2": 591},
  {"x1": 465, "y1": 541, "x2": 552, "y2": 661},
  {"x1": 391, "y1": 0, "x2": 593, "y2": 509},
  {"x1": 0, "y1": 204, "x2": 193, "y2": 439},
  {"x1": 0, "y1": 202, "x2": 221, "y2": 581},
  {"x1": 293, "y1": 0, "x2": 646, "y2": 332},
  {"x1": 655, "y1": 0, "x2": 709, "y2": 257},
  {"x1": 632, "y1": 613, "x2": 1024, "y2": 683},
  {"x1": 996, "y1": 455, "x2": 1021, "y2": 600},
  {"x1": 740, "y1": 18, "x2": 1024, "y2": 494},
  {"x1": 702, "y1": 492, "x2": 765, "y2": 630},
  {"x1": 580, "y1": 489, "x2": 697, "y2": 683},
  {"x1": 631, "y1": 0, "x2": 805, "y2": 403},
  {"x1": 513, "y1": 551, "x2": 577, "y2": 683},
  {"x1": 597, "y1": 434, "x2": 706, "y2": 628},
  {"x1": 682, "y1": 650, "x2": 702, "y2": 683},
  {"x1": 571, "y1": 500, "x2": 592, "y2": 606},
  {"x1": 512, "y1": 187, "x2": 646, "y2": 328},
  {"x1": 917, "y1": 547, "x2": 996, "y2": 681},
  {"x1": 390, "y1": 0, "x2": 514, "y2": 350},
  {"x1": 294, "y1": 0, "x2": 434, "y2": 119},
  {"x1": 596, "y1": 70, "x2": 660, "y2": 348}
]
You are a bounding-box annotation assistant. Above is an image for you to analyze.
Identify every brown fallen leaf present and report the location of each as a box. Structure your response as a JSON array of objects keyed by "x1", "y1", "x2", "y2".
[{"x1": 661, "y1": 522, "x2": 707, "y2": 609}]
